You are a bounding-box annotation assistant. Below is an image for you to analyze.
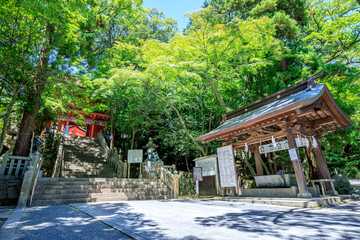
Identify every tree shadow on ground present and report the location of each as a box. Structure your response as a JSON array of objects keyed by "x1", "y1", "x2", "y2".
[
  {"x1": 13, "y1": 205, "x2": 130, "y2": 240},
  {"x1": 80, "y1": 202, "x2": 175, "y2": 240},
  {"x1": 323, "y1": 200, "x2": 360, "y2": 212},
  {"x1": 194, "y1": 208, "x2": 360, "y2": 239}
]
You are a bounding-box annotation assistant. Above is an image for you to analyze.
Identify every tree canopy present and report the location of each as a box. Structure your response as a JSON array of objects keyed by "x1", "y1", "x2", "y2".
[{"x1": 1, "y1": 0, "x2": 359, "y2": 177}]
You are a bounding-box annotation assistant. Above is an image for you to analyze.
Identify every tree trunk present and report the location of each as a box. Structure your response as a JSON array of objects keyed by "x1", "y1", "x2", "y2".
[
  {"x1": 13, "y1": 35, "x2": 50, "y2": 156},
  {"x1": 261, "y1": 158, "x2": 270, "y2": 175},
  {"x1": 0, "y1": 84, "x2": 21, "y2": 154},
  {"x1": 280, "y1": 58, "x2": 288, "y2": 72},
  {"x1": 149, "y1": 88, "x2": 206, "y2": 156},
  {"x1": 110, "y1": 110, "x2": 115, "y2": 150},
  {"x1": 130, "y1": 128, "x2": 137, "y2": 150}
]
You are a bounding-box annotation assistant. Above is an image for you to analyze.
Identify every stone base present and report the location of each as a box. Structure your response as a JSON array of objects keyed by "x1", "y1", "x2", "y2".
[
  {"x1": 242, "y1": 186, "x2": 298, "y2": 198},
  {"x1": 0, "y1": 179, "x2": 22, "y2": 206},
  {"x1": 297, "y1": 192, "x2": 312, "y2": 198}
]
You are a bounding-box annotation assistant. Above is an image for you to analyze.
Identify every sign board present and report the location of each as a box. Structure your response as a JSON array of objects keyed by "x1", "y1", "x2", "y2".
[
  {"x1": 127, "y1": 149, "x2": 143, "y2": 163},
  {"x1": 259, "y1": 137, "x2": 309, "y2": 154},
  {"x1": 217, "y1": 145, "x2": 237, "y2": 188},
  {"x1": 195, "y1": 156, "x2": 217, "y2": 176},
  {"x1": 288, "y1": 148, "x2": 298, "y2": 161},
  {"x1": 193, "y1": 167, "x2": 203, "y2": 181}
]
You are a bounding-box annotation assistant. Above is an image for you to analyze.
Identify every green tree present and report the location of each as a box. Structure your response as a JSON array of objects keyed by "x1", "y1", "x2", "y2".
[{"x1": 1, "y1": 0, "x2": 141, "y2": 156}]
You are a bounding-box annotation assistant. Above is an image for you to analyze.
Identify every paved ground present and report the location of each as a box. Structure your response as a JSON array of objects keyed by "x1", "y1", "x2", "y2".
[
  {"x1": 70, "y1": 199, "x2": 360, "y2": 240},
  {"x1": 2, "y1": 199, "x2": 359, "y2": 240},
  {"x1": 12, "y1": 205, "x2": 131, "y2": 240},
  {"x1": 0, "y1": 206, "x2": 15, "y2": 228}
]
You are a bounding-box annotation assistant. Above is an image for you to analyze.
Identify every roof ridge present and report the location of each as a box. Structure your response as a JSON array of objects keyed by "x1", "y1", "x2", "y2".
[{"x1": 225, "y1": 71, "x2": 324, "y2": 120}]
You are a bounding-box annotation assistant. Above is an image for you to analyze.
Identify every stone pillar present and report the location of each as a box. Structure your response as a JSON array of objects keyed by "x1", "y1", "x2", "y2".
[
  {"x1": 18, "y1": 153, "x2": 41, "y2": 206},
  {"x1": 254, "y1": 148, "x2": 263, "y2": 176},
  {"x1": 286, "y1": 130, "x2": 312, "y2": 198}
]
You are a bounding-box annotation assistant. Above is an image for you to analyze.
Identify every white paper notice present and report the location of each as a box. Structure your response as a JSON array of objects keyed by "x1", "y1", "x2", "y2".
[
  {"x1": 288, "y1": 148, "x2": 298, "y2": 161},
  {"x1": 217, "y1": 145, "x2": 236, "y2": 187}
]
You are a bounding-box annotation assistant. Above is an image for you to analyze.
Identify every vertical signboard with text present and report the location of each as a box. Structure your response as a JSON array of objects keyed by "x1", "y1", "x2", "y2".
[{"x1": 217, "y1": 145, "x2": 238, "y2": 191}]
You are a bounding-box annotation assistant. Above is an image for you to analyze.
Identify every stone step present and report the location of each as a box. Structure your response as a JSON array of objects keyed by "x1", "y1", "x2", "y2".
[
  {"x1": 62, "y1": 169, "x2": 116, "y2": 175},
  {"x1": 36, "y1": 179, "x2": 164, "y2": 185},
  {"x1": 34, "y1": 188, "x2": 168, "y2": 195},
  {"x1": 37, "y1": 177, "x2": 162, "y2": 183},
  {"x1": 35, "y1": 183, "x2": 165, "y2": 190},
  {"x1": 33, "y1": 191, "x2": 169, "y2": 201},
  {"x1": 31, "y1": 177, "x2": 170, "y2": 206},
  {"x1": 63, "y1": 164, "x2": 113, "y2": 170},
  {"x1": 31, "y1": 195, "x2": 168, "y2": 206}
]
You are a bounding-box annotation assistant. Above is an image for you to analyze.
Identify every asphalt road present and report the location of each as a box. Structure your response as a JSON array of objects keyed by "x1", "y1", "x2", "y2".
[
  {"x1": 10, "y1": 199, "x2": 360, "y2": 240},
  {"x1": 13, "y1": 205, "x2": 131, "y2": 240}
]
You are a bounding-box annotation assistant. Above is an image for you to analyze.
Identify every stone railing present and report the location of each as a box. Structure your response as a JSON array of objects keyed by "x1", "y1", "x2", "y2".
[
  {"x1": 18, "y1": 152, "x2": 43, "y2": 206},
  {"x1": 0, "y1": 151, "x2": 32, "y2": 180},
  {"x1": 98, "y1": 131, "x2": 110, "y2": 154},
  {"x1": 98, "y1": 132, "x2": 124, "y2": 178},
  {"x1": 156, "y1": 165, "x2": 179, "y2": 199},
  {"x1": 108, "y1": 148, "x2": 125, "y2": 178},
  {"x1": 51, "y1": 134, "x2": 64, "y2": 178}
]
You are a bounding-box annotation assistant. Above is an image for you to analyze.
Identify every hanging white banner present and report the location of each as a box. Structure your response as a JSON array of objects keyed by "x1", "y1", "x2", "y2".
[{"x1": 259, "y1": 137, "x2": 309, "y2": 154}]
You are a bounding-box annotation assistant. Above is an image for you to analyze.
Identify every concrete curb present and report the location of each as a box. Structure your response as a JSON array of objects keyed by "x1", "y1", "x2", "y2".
[
  {"x1": 214, "y1": 195, "x2": 353, "y2": 208},
  {"x1": 70, "y1": 203, "x2": 147, "y2": 240},
  {"x1": 0, "y1": 206, "x2": 25, "y2": 240}
]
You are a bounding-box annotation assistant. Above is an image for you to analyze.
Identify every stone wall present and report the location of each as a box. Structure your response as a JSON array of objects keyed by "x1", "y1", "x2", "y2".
[
  {"x1": 179, "y1": 172, "x2": 196, "y2": 196},
  {"x1": 0, "y1": 179, "x2": 22, "y2": 206}
]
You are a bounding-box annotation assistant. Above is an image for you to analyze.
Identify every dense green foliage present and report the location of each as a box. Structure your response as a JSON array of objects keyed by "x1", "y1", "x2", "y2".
[{"x1": 1, "y1": 0, "x2": 359, "y2": 176}]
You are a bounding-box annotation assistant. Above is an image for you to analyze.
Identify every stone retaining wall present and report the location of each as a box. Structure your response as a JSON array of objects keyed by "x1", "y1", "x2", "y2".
[{"x1": 0, "y1": 179, "x2": 22, "y2": 206}]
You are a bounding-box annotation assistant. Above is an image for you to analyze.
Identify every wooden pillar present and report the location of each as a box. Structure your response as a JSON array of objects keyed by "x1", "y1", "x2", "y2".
[
  {"x1": 90, "y1": 124, "x2": 95, "y2": 138},
  {"x1": 312, "y1": 138, "x2": 331, "y2": 179},
  {"x1": 254, "y1": 148, "x2": 263, "y2": 176},
  {"x1": 312, "y1": 138, "x2": 332, "y2": 191},
  {"x1": 286, "y1": 130, "x2": 312, "y2": 198}
]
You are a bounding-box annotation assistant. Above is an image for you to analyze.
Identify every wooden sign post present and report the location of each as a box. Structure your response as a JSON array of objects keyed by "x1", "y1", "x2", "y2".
[
  {"x1": 127, "y1": 149, "x2": 143, "y2": 178},
  {"x1": 193, "y1": 167, "x2": 203, "y2": 196}
]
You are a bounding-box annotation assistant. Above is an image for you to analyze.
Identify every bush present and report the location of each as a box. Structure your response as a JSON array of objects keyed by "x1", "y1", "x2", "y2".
[{"x1": 332, "y1": 174, "x2": 353, "y2": 195}]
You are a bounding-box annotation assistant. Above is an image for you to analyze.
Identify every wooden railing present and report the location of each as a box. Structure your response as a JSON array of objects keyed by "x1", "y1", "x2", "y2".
[
  {"x1": 0, "y1": 151, "x2": 32, "y2": 180},
  {"x1": 156, "y1": 165, "x2": 179, "y2": 199},
  {"x1": 51, "y1": 134, "x2": 64, "y2": 178},
  {"x1": 98, "y1": 132, "x2": 124, "y2": 177}
]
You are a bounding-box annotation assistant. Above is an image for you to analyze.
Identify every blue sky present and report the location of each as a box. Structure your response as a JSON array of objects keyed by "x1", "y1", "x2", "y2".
[{"x1": 142, "y1": 0, "x2": 205, "y2": 32}]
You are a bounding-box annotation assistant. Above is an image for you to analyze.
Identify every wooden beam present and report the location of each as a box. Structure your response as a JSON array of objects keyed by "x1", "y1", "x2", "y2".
[
  {"x1": 233, "y1": 130, "x2": 287, "y2": 148},
  {"x1": 312, "y1": 116, "x2": 335, "y2": 129}
]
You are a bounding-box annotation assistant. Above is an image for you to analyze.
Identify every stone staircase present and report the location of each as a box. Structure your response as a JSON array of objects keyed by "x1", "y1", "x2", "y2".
[
  {"x1": 61, "y1": 136, "x2": 117, "y2": 178},
  {"x1": 31, "y1": 178, "x2": 169, "y2": 206},
  {"x1": 31, "y1": 136, "x2": 170, "y2": 206}
]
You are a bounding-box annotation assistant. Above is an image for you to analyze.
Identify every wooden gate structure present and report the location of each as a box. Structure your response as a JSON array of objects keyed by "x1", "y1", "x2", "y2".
[{"x1": 197, "y1": 72, "x2": 353, "y2": 197}]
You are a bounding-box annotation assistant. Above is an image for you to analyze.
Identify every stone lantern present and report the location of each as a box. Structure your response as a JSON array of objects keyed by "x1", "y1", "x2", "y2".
[{"x1": 144, "y1": 138, "x2": 163, "y2": 173}]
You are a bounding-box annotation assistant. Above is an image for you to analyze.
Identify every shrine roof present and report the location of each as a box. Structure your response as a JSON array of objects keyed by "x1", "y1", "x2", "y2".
[{"x1": 197, "y1": 72, "x2": 353, "y2": 143}]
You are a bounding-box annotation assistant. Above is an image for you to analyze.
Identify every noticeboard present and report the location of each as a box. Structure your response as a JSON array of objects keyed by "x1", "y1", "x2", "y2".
[
  {"x1": 193, "y1": 167, "x2": 203, "y2": 181},
  {"x1": 217, "y1": 145, "x2": 237, "y2": 188},
  {"x1": 194, "y1": 156, "x2": 217, "y2": 176},
  {"x1": 127, "y1": 149, "x2": 143, "y2": 164}
]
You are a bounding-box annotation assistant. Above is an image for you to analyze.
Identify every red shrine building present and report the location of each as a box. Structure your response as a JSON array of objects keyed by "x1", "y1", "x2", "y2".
[
  {"x1": 53, "y1": 81, "x2": 109, "y2": 138},
  {"x1": 56, "y1": 111, "x2": 109, "y2": 138}
]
